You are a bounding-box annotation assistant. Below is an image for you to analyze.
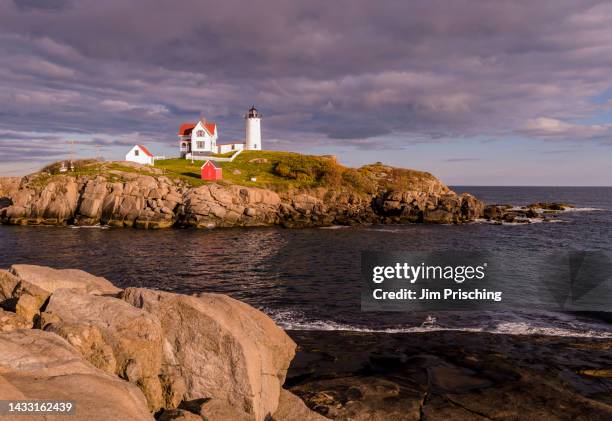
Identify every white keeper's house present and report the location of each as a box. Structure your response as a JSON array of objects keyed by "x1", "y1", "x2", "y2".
[
  {"x1": 178, "y1": 106, "x2": 262, "y2": 159},
  {"x1": 125, "y1": 144, "x2": 155, "y2": 165}
]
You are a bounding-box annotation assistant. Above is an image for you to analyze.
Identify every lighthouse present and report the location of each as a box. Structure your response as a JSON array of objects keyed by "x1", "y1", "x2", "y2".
[{"x1": 245, "y1": 106, "x2": 262, "y2": 150}]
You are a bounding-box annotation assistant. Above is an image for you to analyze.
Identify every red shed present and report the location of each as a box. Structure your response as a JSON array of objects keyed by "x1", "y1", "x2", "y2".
[{"x1": 201, "y1": 160, "x2": 222, "y2": 181}]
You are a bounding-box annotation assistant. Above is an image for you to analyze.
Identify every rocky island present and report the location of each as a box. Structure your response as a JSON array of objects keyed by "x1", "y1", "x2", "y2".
[{"x1": 0, "y1": 152, "x2": 572, "y2": 229}]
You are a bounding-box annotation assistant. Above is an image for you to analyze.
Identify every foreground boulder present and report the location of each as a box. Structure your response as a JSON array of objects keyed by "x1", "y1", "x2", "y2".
[
  {"x1": 0, "y1": 269, "x2": 50, "y2": 323},
  {"x1": 9, "y1": 264, "x2": 121, "y2": 295},
  {"x1": 122, "y1": 288, "x2": 297, "y2": 421},
  {"x1": 40, "y1": 289, "x2": 165, "y2": 411},
  {"x1": 272, "y1": 389, "x2": 330, "y2": 421},
  {"x1": 2, "y1": 265, "x2": 121, "y2": 325},
  {"x1": 0, "y1": 308, "x2": 30, "y2": 332},
  {"x1": 0, "y1": 329, "x2": 153, "y2": 421},
  {"x1": 0, "y1": 264, "x2": 324, "y2": 421}
]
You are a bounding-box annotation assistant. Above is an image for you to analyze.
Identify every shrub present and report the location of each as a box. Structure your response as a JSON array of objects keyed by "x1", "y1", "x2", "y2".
[
  {"x1": 342, "y1": 169, "x2": 378, "y2": 194},
  {"x1": 272, "y1": 155, "x2": 341, "y2": 185}
]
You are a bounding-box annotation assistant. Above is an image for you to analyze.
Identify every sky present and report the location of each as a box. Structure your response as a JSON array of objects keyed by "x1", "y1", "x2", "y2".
[{"x1": 0, "y1": 0, "x2": 611, "y2": 185}]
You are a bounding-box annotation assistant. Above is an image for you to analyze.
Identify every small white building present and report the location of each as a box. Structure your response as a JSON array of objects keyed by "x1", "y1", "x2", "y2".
[
  {"x1": 125, "y1": 144, "x2": 155, "y2": 165},
  {"x1": 178, "y1": 106, "x2": 262, "y2": 159},
  {"x1": 217, "y1": 141, "x2": 245, "y2": 154}
]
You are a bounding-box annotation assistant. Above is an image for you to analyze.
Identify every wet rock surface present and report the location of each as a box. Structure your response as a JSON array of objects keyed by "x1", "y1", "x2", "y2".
[
  {"x1": 286, "y1": 330, "x2": 612, "y2": 420},
  {"x1": 482, "y1": 202, "x2": 575, "y2": 224}
]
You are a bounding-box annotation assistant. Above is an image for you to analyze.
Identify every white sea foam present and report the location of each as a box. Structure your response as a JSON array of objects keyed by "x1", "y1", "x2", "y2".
[
  {"x1": 364, "y1": 228, "x2": 405, "y2": 233},
  {"x1": 69, "y1": 224, "x2": 110, "y2": 229},
  {"x1": 263, "y1": 308, "x2": 612, "y2": 338},
  {"x1": 473, "y1": 218, "x2": 563, "y2": 226},
  {"x1": 561, "y1": 207, "x2": 606, "y2": 212},
  {"x1": 318, "y1": 225, "x2": 351, "y2": 230}
]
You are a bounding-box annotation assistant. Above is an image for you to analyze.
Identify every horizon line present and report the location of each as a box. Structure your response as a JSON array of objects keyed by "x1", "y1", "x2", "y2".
[{"x1": 450, "y1": 184, "x2": 612, "y2": 188}]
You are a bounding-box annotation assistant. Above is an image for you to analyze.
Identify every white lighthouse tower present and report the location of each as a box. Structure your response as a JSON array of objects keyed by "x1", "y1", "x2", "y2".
[{"x1": 245, "y1": 106, "x2": 262, "y2": 150}]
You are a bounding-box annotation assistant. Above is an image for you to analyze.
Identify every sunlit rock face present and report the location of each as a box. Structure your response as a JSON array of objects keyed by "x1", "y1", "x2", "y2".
[{"x1": 0, "y1": 162, "x2": 486, "y2": 228}]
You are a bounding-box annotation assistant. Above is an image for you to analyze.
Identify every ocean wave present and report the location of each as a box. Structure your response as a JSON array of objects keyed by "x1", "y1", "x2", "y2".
[
  {"x1": 363, "y1": 228, "x2": 405, "y2": 233},
  {"x1": 69, "y1": 224, "x2": 110, "y2": 229},
  {"x1": 472, "y1": 218, "x2": 565, "y2": 225},
  {"x1": 561, "y1": 207, "x2": 606, "y2": 212},
  {"x1": 318, "y1": 225, "x2": 351, "y2": 230},
  {"x1": 262, "y1": 308, "x2": 612, "y2": 338}
]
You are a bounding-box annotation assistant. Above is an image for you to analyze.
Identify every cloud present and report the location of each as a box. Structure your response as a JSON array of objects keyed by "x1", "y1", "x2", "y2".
[
  {"x1": 1, "y1": 0, "x2": 612, "y2": 170},
  {"x1": 518, "y1": 117, "x2": 612, "y2": 142}
]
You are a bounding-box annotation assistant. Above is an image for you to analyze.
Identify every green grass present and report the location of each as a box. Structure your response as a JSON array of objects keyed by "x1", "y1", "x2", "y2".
[
  {"x1": 210, "y1": 150, "x2": 237, "y2": 158},
  {"x1": 30, "y1": 160, "x2": 157, "y2": 187},
  {"x1": 153, "y1": 150, "x2": 438, "y2": 193},
  {"x1": 153, "y1": 158, "x2": 209, "y2": 186},
  {"x1": 155, "y1": 151, "x2": 350, "y2": 190},
  {"x1": 30, "y1": 152, "x2": 441, "y2": 195}
]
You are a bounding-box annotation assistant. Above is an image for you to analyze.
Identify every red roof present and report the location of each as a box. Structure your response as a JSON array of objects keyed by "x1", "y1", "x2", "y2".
[
  {"x1": 178, "y1": 121, "x2": 216, "y2": 136},
  {"x1": 200, "y1": 160, "x2": 219, "y2": 169},
  {"x1": 203, "y1": 122, "x2": 216, "y2": 135},
  {"x1": 178, "y1": 123, "x2": 196, "y2": 136},
  {"x1": 137, "y1": 144, "x2": 153, "y2": 157}
]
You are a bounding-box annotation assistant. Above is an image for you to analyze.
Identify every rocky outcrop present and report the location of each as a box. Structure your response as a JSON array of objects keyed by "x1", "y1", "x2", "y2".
[
  {"x1": 0, "y1": 265, "x2": 121, "y2": 325},
  {"x1": 0, "y1": 268, "x2": 51, "y2": 324},
  {"x1": 40, "y1": 289, "x2": 166, "y2": 411},
  {"x1": 287, "y1": 330, "x2": 612, "y2": 420},
  {"x1": 121, "y1": 288, "x2": 297, "y2": 421},
  {"x1": 0, "y1": 167, "x2": 486, "y2": 228},
  {"x1": 0, "y1": 264, "x2": 320, "y2": 421},
  {"x1": 9, "y1": 264, "x2": 121, "y2": 295},
  {"x1": 272, "y1": 389, "x2": 330, "y2": 421},
  {"x1": 482, "y1": 203, "x2": 572, "y2": 224},
  {"x1": 373, "y1": 190, "x2": 484, "y2": 224},
  {"x1": 0, "y1": 308, "x2": 30, "y2": 332},
  {"x1": 0, "y1": 329, "x2": 154, "y2": 421}
]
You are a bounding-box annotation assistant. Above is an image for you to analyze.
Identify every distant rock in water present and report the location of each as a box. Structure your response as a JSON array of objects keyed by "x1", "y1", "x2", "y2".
[
  {"x1": 482, "y1": 202, "x2": 573, "y2": 224},
  {"x1": 0, "y1": 158, "x2": 487, "y2": 229}
]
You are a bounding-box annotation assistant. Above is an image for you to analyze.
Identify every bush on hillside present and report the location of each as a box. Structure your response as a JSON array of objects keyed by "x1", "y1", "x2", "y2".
[
  {"x1": 272, "y1": 155, "x2": 342, "y2": 185},
  {"x1": 342, "y1": 169, "x2": 378, "y2": 194}
]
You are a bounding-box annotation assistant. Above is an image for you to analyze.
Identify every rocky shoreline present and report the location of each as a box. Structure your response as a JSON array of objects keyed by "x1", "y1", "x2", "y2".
[
  {"x1": 2, "y1": 265, "x2": 610, "y2": 420},
  {"x1": 0, "y1": 264, "x2": 326, "y2": 421},
  {"x1": 0, "y1": 165, "x2": 573, "y2": 229},
  {"x1": 286, "y1": 330, "x2": 612, "y2": 420}
]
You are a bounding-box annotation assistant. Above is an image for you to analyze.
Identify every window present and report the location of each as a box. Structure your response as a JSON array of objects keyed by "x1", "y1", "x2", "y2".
[
  {"x1": 196, "y1": 141, "x2": 204, "y2": 149},
  {"x1": 197, "y1": 130, "x2": 205, "y2": 137},
  {"x1": 254, "y1": 144, "x2": 257, "y2": 149},
  {"x1": 135, "y1": 149, "x2": 139, "y2": 156}
]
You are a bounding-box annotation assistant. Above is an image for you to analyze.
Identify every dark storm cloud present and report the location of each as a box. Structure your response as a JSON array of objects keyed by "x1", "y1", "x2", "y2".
[{"x1": 1, "y1": 0, "x2": 612, "y2": 161}]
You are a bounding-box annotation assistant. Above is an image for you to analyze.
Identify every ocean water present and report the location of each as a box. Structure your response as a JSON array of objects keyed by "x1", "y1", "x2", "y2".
[{"x1": 0, "y1": 186, "x2": 610, "y2": 337}]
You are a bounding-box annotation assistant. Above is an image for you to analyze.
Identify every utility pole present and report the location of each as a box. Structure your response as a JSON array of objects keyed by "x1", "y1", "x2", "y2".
[
  {"x1": 67, "y1": 140, "x2": 75, "y2": 171},
  {"x1": 94, "y1": 144, "x2": 103, "y2": 175}
]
